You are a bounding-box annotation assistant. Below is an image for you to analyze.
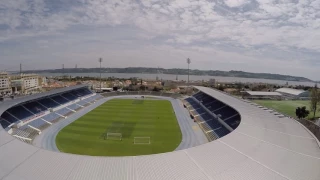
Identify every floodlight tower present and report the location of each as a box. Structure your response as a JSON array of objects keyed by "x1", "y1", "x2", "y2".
[
  {"x1": 187, "y1": 58, "x2": 191, "y2": 88},
  {"x1": 62, "y1": 64, "x2": 65, "y2": 78},
  {"x1": 20, "y1": 63, "x2": 22, "y2": 78},
  {"x1": 99, "y1": 58, "x2": 103, "y2": 92}
]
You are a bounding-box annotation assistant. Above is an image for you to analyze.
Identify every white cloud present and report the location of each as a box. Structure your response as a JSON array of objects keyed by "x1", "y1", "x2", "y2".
[
  {"x1": 0, "y1": 0, "x2": 320, "y2": 80},
  {"x1": 224, "y1": 0, "x2": 250, "y2": 8}
]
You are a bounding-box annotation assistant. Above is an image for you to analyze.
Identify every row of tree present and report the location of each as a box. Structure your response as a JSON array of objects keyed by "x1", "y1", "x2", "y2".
[{"x1": 310, "y1": 85, "x2": 320, "y2": 119}]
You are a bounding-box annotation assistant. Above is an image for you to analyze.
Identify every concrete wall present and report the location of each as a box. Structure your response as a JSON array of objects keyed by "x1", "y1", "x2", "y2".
[
  {"x1": 299, "y1": 91, "x2": 310, "y2": 98},
  {"x1": 297, "y1": 119, "x2": 320, "y2": 142}
]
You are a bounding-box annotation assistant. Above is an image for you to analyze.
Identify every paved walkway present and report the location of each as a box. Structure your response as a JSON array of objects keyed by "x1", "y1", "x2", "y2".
[
  {"x1": 33, "y1": 96, "x2": 208, "y2": 152},
  {"x1": 172, "y1": 99, "x2": 208, "y2": 150}
]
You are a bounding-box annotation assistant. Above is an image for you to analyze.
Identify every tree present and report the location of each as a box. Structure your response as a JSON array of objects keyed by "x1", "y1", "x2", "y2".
[
  {"x1": 310, "y1": 85, "x2": 320, "y2": 119},
  {"x1": 140, "y1": 85, "x2": 146, "y2": 91},
  {"x1": 217, "y1": 86, "x2": 225, "y2": 91},
  {"x1": 296, "y1": 106, "x2": 310, "y2": 119},
  {"x1": 152, "y1": 86, "x2": 160, "y2": 92}
]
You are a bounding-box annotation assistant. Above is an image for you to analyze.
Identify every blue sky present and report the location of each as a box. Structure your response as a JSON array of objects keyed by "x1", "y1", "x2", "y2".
[{"x1": 0, "y1": 0, "x2": 320, "y2": 80}]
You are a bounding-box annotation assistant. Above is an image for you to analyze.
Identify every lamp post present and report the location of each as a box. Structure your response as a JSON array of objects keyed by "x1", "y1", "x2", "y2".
[
  {"x1": 187, "y1": 58, "x2": 191, "y2": 93},
  {"x1": 99, "y1": 58, "x2": 103, "y2": 92}
]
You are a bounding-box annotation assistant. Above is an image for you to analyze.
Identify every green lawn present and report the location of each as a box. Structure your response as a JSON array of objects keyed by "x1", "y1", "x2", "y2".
[
  {"x1": 56, "y1": 99, "x2": 182, "y2": 156},
  {"x1": 253, "y1": 100, "x2": 320, "y2": 118}
]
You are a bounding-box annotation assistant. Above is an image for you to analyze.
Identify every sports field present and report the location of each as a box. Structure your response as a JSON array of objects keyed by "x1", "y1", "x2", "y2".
[
  {"x1": 56, "y1": 99, "x2": 182, "y2": 156},
  {"x1": 253, "y1": 100, "x2": 320, "y2": 118}
]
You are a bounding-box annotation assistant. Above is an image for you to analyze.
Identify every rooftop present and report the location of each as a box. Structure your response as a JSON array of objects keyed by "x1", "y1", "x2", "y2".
[
  {"x1": 276, "y1": 88, "x2": 307, "y2": 96},
  {"x1": 245, "y1": 91, "x2": 282, "y2": 96}
]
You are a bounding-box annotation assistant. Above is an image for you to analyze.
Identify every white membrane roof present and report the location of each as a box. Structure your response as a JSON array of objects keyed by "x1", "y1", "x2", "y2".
[
  {"x1": 0, "y1": 86, "x2": 319, "y2": 180},
  {"x1": 245, "y1": 91, "x2": 282, "y2": 96},
  {"x1": 275, "y1": 88, "x2": 307, "y2": 96}
]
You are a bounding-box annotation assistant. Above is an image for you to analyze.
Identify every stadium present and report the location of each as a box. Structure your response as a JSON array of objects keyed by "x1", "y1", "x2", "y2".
[{"x1": 0, "y1": 85, "x2": 319, "y2": 180}]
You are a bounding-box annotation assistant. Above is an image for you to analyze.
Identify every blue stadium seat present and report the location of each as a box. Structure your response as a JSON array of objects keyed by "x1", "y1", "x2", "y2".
[
  {"x1": 214, "y1": 107, "x2": 237, "y2": 119},
  {"x1": 37, "y1": 98, "x2": 59, "y2": 108},
  {"x1": 84, "y1": 96, "x2": 93, "y2": 102},
  {"x1": 206, "y1": 120, "x2": 222, "y2": 130},
  {"x1": 26, "y1": 118, "x2": 48, "y2": 129},
  {"x1": 61, "y1": 93, "x2": 78, "y2": 101},
  {"x1": 0, "y1": 118, "x2": 11, "y2": 129},
  {"x1": 42, "y1": 113, "x2": 60, "y2": 122},
  {"x1": 6, "y1": 105, "x2": 34, "y2": 121},
  {"x1": 94, "y1": 94, "x2": 103, "y2": 100},
  {"x1": 23, "y1": 101, "x2": 47, "y2": 114},
  {"x1": 194, "y1": 108, "x2": 206, "y2": 114},
  {"x1": 184, "y1": 91, "x2": 241, "y2": 140},
  {"x1": 192, "y1": 92, "x2": 240, "y2": 130},
  {"x1": 77, "y1": 100, "x2": 89, "y2": 106},
  {"x1": 214, "y1": 126, "x2": 230, "y2": 137},
  {"x1": 67, "y1": 104, "x2": 80, "y2": 111},
  {"x1": 51, "y1": 95, "x2": 69, "y2": 104},
  {"x1": 55, "y1": 108, "x2": 71, "y2": 116},
  {"x1": 73, "y1": 88, "x2": 92, "y2": 97},
  {"x1": 0, "y1": 88, "x2": 94, "y2": 128},
  {"x1": 1, "y1": 112, "x2": 18, "y2": 123},
  {"x1": 224, "y1": 114, "x2": 241, "y2": 129}
]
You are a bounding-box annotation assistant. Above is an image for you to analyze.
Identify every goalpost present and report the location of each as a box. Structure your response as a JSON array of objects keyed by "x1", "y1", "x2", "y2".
[
  {"x1": 106, "y1": 133, "x2": 122, "y2": 141},
  {"x1": 134, "y1": 137, "x2": 151, "y2": 144}
]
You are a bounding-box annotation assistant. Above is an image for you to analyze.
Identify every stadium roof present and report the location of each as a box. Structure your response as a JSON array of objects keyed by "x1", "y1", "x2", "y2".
[
  {"x1": 245, "y1": 91, "x2": 282, "y2": 96},
  {"x1": 0, "y1": 84, "x2": 87, "y2": 111},
  {"x1": 275, "y1": 88, "x2": 307, "y2": 96},
  {"x1": 0, "y1": 86, "x2": 320, "y2": 180}
]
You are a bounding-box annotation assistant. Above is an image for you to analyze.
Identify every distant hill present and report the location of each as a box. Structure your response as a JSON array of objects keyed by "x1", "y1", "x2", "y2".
[{"x1": 24, "y1": 67, "x2": 313, "y2": 82}]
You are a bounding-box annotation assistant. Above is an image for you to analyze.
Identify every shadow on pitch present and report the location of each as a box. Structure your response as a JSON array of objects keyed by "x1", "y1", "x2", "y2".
[
  {"x1": 132, "y1": 99, "x2": 144, "y2": 104},
  {"x1": 99, "y1": 121, "x2": 136, "y2": 139},
  {"x1": 121, "y1": 122, "x2": 136, "y2": 138}
]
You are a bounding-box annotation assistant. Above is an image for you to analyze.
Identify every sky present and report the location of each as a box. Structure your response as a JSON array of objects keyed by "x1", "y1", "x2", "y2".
[{"x1": 0, "y1": 0, "x2": 320, "y2": 80}]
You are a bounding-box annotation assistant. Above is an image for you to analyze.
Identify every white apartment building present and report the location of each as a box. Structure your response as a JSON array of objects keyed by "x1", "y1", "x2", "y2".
[
  {"x1": 0, "y1": 72, "x2": 12, "y2": 96},
  {"x1": 23, "y1": 76, "x2": 39, "y2": 90},
  {"x1": 11, "y1": 74, "x2": 42, "y2": 94}
]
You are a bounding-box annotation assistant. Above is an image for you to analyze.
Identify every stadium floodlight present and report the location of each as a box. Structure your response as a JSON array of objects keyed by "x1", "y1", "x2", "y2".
[
  {"x1": 187, "y1": 58, "x2": 191, "y2": 92},
  {"x1": 134, "y1": 137, "x2": 151, "y2": 144},
  {"x1": 99, "y1": 58, "x2": 103, "y2": 92},
  {"x1": 106, "y1": 133, "x2": 122, "y2": 141}
]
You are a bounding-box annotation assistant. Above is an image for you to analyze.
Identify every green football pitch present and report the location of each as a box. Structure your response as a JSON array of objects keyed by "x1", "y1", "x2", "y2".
[
  {"x1": 56, "y1": 99, "x2": 182, "y2": 156},
  {"x1": 253, "y1": 100, "x2": 319, "y2": 118}
]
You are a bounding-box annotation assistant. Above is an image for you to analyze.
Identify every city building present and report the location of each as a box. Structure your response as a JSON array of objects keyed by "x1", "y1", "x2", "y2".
[
  {"x1": 275, "y1": 87, "x2": 309, "y2": 99},
  {"x1": 208, "y1": 78, "x2": 216, "y2": 87},
  {"x1": 11, "y1": 74, "x2": 42, "y2": 94},
  {"x1": 0, "y1": 72, "x2": 12, "y2": 96},
  {"x1": 242, "y1": 91, "x2": 283, "y2": 100}
]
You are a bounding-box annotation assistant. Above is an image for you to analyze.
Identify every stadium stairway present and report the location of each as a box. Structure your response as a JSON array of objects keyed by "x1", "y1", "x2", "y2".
[{"x1": 11, "y1": 128, "x2": 38, "y2": 143}]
